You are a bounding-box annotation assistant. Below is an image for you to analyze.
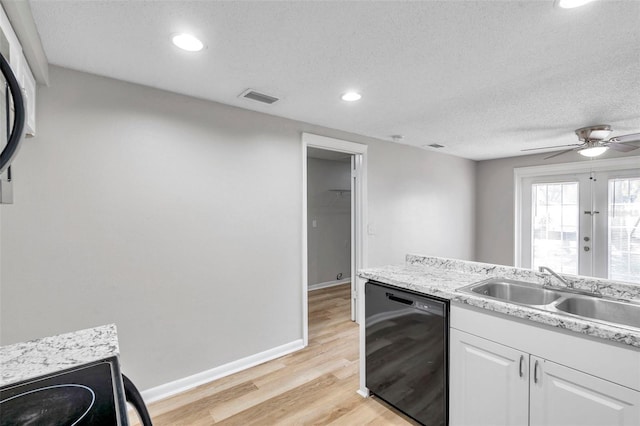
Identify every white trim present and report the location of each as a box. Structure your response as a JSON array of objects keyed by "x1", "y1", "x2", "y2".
[
  {"x1": 302, "y1": 132, "x2": 368, "y2": 346},
  {"x1": 301, "y1": 132, "x2": 369, "y2": 395},
  {"x1": 303, "y1": 133, "x2": 369, "y2": 154},
  {"x1": 140, "y1": 339, "x2": 304, "y2": 404},
  {"x1": 302, "y1": 139, "x2": 309, "y2": 346},
  {"x1": 514, "y1": 170, "x2": 523, "y2": 267},
  {"x1": 308, "y1": 278, "x2": 351, "y2": 291},
  {"x1": 350, "y1": 155, "x2": 356, "y2": 322},
  {"x1": 357, "y1": 388, "x2": 370, "y2": 398},
  {"x1": 357, "y1": 277, "x2": 368, "y2": 396},
  {"x1": 513, "y1": 156, "x2": 640, "y2": 267},
  {"x1": 514, "y1": 156, "x2": 640, "y2": 179}
]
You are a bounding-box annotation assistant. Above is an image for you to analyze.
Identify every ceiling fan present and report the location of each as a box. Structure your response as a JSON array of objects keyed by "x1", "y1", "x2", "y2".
[{"x1": 521, "y1": 125, "x2": 640, "y2": 159}]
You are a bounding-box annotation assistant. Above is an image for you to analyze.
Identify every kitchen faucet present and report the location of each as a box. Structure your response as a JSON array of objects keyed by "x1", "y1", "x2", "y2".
[
  {"x1": 538, "y1": 266, "x2": 602, "y2": 296},
  {"x1": 539, "y1": 266, "x2": 572, "y2": 289}
]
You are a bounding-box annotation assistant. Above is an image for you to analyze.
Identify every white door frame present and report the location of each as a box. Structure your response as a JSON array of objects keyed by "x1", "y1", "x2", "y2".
[
  {"x1": 301, "y1": 133, "x2": 368, "y2": 347},
  {"x1": 514, "y1": 156, "x2": 640, "y2": 269}
]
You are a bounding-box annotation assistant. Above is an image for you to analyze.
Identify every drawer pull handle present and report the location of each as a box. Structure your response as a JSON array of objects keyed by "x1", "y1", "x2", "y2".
[{"x1": 519, "y1": 355, "x2": 524, "y2": 378}]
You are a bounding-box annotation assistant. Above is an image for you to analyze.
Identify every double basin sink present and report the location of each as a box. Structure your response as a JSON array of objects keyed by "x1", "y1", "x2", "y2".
[{"x1": 457, "y1": 278, "x2": 640, "y2": 330}]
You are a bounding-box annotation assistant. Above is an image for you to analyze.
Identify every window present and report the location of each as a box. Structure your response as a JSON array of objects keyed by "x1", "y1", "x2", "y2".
[
  {"x1": 531, "y1": 182, "x2": 579, "y2": 274},
  {"x1": 608, "y1": 177, "x2": 640, "y2": 282},
  {"x1": 516, "y1": 158, "x2": 640, "y2": 284}
]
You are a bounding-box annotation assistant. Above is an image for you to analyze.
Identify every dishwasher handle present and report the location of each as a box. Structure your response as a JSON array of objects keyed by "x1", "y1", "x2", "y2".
[
  {"x1": 385, "y1": 291, "x2": 446, "y2": 315},
  {"x1": 386, "y1": 293, "x2": 414, "y2": 306}
]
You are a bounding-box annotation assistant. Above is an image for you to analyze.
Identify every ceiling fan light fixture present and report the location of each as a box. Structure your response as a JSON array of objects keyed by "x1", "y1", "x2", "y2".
[
  {"x1": 578, "y1": 146, "x2": 608, "y2": 157},
  {"x1": 556, "y1": 0, "x2": 594, "y2": 9},
  {"x1": 588, "y1": 129, "x2": 612, "y2": 140},
  {"x1": 575, "y1": 125, "x2": 612, "y2": 141}
]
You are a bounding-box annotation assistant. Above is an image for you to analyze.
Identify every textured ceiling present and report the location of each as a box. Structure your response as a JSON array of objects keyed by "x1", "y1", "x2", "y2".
[{"x1": 29, "y1": 0, "x2": 640, "y2": 160}]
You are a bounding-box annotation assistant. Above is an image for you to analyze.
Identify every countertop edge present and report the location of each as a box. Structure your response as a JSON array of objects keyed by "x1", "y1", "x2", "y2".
[
  {"x1": 0, "y1": 324, "x2": 120, "y2": 387},
  {"x1": 359, "y1": 265, "x2": 640, "y2": 349}
]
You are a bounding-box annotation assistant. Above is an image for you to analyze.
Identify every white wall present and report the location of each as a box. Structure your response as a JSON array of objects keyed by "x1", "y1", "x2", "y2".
[
  {"x1": 368, "y1": 141, "x2": 476, "y2": 266},
  {"x1": 0, "y1": 66, "x2": 475, "y2": 390},
  {"x1": 475, "y1": 150, "x2": 637, "y2": 267},
  {"x1": 1, "y1": 66, "x2": 304, "y2": 390},
  {"x1": 307, "y1": 158, "x2": 351, "y2": 286}
]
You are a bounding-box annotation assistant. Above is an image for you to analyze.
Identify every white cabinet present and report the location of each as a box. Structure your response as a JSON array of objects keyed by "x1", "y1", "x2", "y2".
[
  {"x1": 18, "y1": 52, "x2": 35, "y2": 137},
  {"x1": 450, "y1": 304, "x2": 640, "y2": 426},
  {"x1": 451, "y1": 328, "x2": 640, "y2": 426},
  {"x1": 0, "y1": 7, "x2": 21, "y2": 76},
  {"x1": 530, "y1": 356, "x2": 639, "y2": 426},
  {"x1": 0, "y1": 5, "x2": 36, "y2": 137},
  {"x1": 450, "y1": 329, "x2": 528, "y2": 426}
]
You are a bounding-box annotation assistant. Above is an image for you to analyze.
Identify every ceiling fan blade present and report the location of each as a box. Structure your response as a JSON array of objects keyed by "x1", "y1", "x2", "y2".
[
  {"x1": 521, "y1": 144, "x2": 581, "y2": 152},
  {"x1": 607, "y1": 133, "x2": 640, "y2": 144},
  {"x1": 544, "y1": 148, "x2": 575, "y2": 160},
  {"x1": 607, "y1": 142, "x2": 639, "y2": 153}
]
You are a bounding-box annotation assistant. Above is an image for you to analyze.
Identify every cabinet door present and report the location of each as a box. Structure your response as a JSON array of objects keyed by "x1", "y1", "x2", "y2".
[
  {"x1": 450, "y1": 329, "x2": 528, "y2": 426},
  {"x1": 530, "y1": 356, "x2": 640, "y2": 426},
  {"x1": 18, "y1": 53, "x2": 35, "y2": 137}
]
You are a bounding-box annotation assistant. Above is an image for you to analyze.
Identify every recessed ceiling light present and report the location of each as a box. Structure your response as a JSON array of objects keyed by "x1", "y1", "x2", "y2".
[
  {"x1": 341, "y1": 92, "x2": 362, "y2": 102},
  {"x1": 172, "y1": 33, "x2": 204, "y2": 52},
  {"x1": 556, "y1": 0, "x2": 594, "y2": 9}
]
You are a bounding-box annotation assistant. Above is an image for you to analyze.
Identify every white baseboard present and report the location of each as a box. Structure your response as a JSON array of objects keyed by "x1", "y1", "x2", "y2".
[
  {"x1": 357, "y1": 388, "x2": 370, "y2": 398},
  {"x1": 140, "y1": 339, "x2": 305, "y2": 404},
  {"x1": 308, "y1": 278, "x2": 350, "y2": 291}
]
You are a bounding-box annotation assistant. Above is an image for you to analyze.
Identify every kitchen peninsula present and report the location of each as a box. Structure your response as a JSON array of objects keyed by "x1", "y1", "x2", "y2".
[{"x1": 360, "y1": 254, "x2": 640, "y2": 426}]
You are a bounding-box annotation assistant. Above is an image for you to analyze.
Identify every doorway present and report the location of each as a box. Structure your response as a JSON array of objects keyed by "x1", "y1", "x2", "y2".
[
  {"x1": 306, "y1": 148, "x2": 353, "y2": 291},
  {"x1": 515, "y1": 157, "x2": 640, "y2": 283},
  {"x1": 301, "y1": 133, "x2": 368, "y2": 347}
]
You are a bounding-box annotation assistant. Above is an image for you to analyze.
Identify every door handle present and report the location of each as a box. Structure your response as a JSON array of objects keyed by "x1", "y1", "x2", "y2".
[
  {"x1": 533, "y1": 360, "x2": 539, "y2": 384},
  {"x1": 519, "y1": 355, "x2": 524, "y2": 378}
]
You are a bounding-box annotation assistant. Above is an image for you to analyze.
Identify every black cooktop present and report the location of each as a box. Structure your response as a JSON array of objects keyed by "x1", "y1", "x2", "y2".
[{"x1": 0, "y1": 357, "x2": 121, "y2": 426}]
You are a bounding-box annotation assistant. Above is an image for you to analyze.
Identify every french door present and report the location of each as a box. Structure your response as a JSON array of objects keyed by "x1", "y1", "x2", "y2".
[{"x1": 521, "y1": 168, "x2": 640, "y2": 283}]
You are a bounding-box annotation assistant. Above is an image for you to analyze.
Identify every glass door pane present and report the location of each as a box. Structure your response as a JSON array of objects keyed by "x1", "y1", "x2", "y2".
[
  {"x1": 608, "y1": 177, "x2": 640, "y2": 283},
  {"x1": 531, "y1": 182, "x2": 579, "y2": 274}
]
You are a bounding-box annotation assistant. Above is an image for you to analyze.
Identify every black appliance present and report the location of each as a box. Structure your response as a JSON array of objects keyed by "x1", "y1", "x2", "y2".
[
  {"x1": 123, "y1": 374, "x2": 153, "y2": 426},
  {"x1": 0, "y1": 357, "x2": 129, "y2": 425},
  {"x1": 365, "y1": 280, "x2": 449, "y2": 426},
  {"x1": 0, "y1": 51, "x2": 25, "y2": 175}
]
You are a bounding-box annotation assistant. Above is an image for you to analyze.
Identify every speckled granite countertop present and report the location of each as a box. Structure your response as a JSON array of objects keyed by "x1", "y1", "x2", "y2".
[
  {"x1": 359, "y1": 255, "x2": 640, "y2": 348},
  {"x1": 0, "y1": 324, "x2": 120, "y2": 387}
]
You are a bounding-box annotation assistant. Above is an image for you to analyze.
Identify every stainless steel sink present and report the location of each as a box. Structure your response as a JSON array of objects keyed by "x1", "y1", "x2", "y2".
[
  {"x1": 457, "y1": 277, "x2": 640, "y2": 331},
  {"x1": 458, "y1": 278, "x2": 562, "y2": 306},
  {"x1": 554, "y1": 297, "x2": 640, "y2": 329}
]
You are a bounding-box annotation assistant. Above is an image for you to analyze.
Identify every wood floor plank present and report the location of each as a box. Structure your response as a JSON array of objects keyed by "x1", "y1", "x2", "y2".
[
  {"x1": 280, "y1": 376, "x2": 363, "y2": 425},
  {"x1": 215, "y1": 374, "x2": 339, "y2": 425},
  {"x1": 143, "y1": 360, "x2": 288, "y2": 418},
  {"x1": 131, "y1": 283, "x2": 417, "y2": 425},
  {"x1": 151, "y1": 381, "x2": 258, "y2": 425},
  {"x1": 208, "y1": 357, "x2": 352, "y2": 422}
]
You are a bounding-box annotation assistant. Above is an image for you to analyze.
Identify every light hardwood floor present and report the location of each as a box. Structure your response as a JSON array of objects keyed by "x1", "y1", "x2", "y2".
[{"x1": 130, "y1": 284, "x2": 417, "y2": 425}]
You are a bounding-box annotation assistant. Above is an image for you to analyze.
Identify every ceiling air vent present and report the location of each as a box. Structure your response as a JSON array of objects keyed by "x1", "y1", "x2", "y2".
[
  {"x1": 427, "y1": 143, "x2": 445, "y2": 148},
  {"x1": 239, "y1": 89, "x2": 279, "y2": 105}
]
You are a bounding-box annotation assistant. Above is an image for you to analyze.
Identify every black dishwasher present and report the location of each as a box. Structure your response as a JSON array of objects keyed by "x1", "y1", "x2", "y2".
[{"x1": 366, "y1": 280, "x2": 448, "y2": 426}]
